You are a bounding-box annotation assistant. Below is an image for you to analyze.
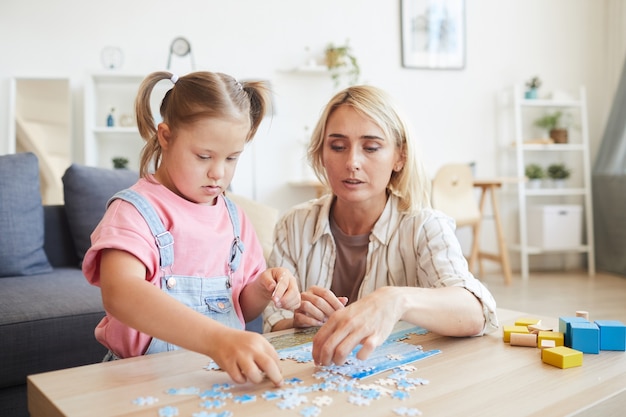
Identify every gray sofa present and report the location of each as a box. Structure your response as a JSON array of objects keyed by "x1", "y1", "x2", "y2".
[{"x1": 0, "y1": 153, "x2": 271, "y2": 417}]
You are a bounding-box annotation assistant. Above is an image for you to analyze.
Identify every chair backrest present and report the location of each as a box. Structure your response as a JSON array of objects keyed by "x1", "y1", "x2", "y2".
[{"x1": 431, "y1": 163, "x2": 481, "y2": 227}]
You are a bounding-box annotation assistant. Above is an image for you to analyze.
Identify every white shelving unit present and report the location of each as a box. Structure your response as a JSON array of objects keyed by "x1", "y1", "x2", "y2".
[
  {"x1": 510, "y1": 85, "x2": 595, "y2": 279},
  {"x1": 84, "y1": 72, "x2": 171, "y2": 170}
]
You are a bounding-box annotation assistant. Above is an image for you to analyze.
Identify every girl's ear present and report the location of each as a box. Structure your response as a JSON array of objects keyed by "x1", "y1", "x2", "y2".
[{"x1": 157, "y1": 123, "x2": 172, "y2": 149}]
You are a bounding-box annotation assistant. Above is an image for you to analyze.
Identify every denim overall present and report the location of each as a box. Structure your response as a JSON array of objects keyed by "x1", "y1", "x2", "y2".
[{"x1": 106, "y1": 189, "x2": 245, "y2": 357}]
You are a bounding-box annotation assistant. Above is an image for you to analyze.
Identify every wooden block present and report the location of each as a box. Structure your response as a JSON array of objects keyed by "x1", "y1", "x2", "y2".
[
  {"x1": 576, "y1": 310, "x2": 590, "y2": 321},
  {"x1": 542, "y1": 346, "x2": 583, "y2": 369},
  {"x1": 515, "y1": 317, "x2": 541, "y2": 327},
  {"x1": 503, "y1": 325, "x2": 530, "y2": 343},
  {"x1": 528, "y1": 322, "x2": 553, "y2": 333},
  {"x1": 537, "y1": 331, "x2": 564, "y2": 347},
  {"x1": 559, "y1": 316, "x2": 588, "y2": 346},
  {"x1": 539, "y1": 339, "x2": 556, "y2": 349},
  {"x1": 570, "y1": 322, "x2": 600, "y2": 354},
  {"x1": 595, "y1": 320, "x2": 626, "y2": 351},
  {"x1": 510, "y1": 332, "x2": 537, "y2": 347}
]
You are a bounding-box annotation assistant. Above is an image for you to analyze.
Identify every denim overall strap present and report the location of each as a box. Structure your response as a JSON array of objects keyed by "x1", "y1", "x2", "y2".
[
  {"x1": 107, "y1": 189, "x2": 174, "y2": 268},
  {"x1": 223, "y1": 195, "x2": 244, "y2": 274}
]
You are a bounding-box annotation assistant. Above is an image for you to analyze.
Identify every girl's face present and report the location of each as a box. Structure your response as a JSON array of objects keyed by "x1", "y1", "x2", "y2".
[
  {"x1": 322, "y1": 105, "x2": 403, "y2": 207},
  {"x1": 156, "y1": 117, "x2": 248, "y2": 205}
]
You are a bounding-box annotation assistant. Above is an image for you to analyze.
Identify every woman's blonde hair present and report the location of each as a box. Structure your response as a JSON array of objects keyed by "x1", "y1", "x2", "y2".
[
  {"x1": 134, "y1": 71, "x2": 271, "y2": 178},
  {"x1": 308, "y1": 85, "x2": 431, "y2": 211}
]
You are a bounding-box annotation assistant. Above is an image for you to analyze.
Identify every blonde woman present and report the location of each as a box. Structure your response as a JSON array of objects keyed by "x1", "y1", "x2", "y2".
[{"x1": 265, "y1": 85, "x2": 498, "y2": 366}]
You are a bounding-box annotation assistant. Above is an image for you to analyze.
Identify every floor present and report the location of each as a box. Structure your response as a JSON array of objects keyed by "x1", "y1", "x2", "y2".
[{"x1": 479, "y1": 269, "x2": 626, "y2": 324}]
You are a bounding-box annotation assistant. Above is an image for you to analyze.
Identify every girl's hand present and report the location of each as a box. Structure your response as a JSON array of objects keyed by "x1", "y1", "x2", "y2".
[
  {"x1": 209, "y1": 327, "x2": 285, "y2": 386},
  {"x1": 263, "y1": 267, "x2": 301, "y2": 311},
  {"x1": 311, "y1": 287, "x2": 399, "y2": 366},
  {"x1": 293, "y1": 286, "x2": 348, "y2": 328}
]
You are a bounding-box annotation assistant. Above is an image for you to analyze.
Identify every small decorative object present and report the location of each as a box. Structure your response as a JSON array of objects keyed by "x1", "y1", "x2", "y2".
[
  {"x1": 525, "y1": 163, "x2": 545, "y2": 188},
  {"x1": 525, "y1": 76, "x2": 541, "y2": 99},
  {"x1": 325, "y1": 40, "x2": 360, "y2": 88},
  {"x1": 112, "y1": 157, "x2": 129, "y2": 169},
  {"x1": 167, "y1": 36, "x2": 195, "y2": 70},
  {"x1": 100, "y1": 46, "x2": 124, "y2": 70},
  {"x1": 534, "y1": 111, "x2": 569, "y2": 143},
  {"x1": 119, "y1": 113, "x2": 135, "y2": 127},
  {"x1": 547, "y1": 163, "x2": 571, "y2": 187},
  {"x1": 106, "y1": 107, "x2": 115, "y2": 127}
]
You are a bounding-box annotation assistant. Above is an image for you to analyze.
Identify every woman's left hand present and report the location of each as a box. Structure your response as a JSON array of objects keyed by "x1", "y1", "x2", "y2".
[{"x1": 311, "y1": 287, "x2": 401, "y2": 366}]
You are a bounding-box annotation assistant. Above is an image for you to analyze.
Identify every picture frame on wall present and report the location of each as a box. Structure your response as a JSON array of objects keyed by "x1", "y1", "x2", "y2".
[{"x1": 401, "y1": 0, "x2": 465, "y2": 70}]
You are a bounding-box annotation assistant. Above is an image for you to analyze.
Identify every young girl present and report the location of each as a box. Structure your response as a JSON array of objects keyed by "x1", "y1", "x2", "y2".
[
  {"x1": 264, "y1": 85, "x2": 498, "y2": 366},
  {"x1": 83, "y1": 71, "x2": 300, "y2": 386}
]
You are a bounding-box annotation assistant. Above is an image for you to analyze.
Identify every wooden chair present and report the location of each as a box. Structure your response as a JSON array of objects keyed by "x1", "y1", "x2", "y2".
[{"x1": 431, "y1": 163, "x2": 482, "y2": 275}]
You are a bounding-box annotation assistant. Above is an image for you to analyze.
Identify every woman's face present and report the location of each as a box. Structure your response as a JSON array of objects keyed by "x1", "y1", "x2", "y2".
[
  {"x1": 322, "y1": 105, "x2": 403, "y2": 206},
  {"x1": 156, "y1": 117, "x2": 248, "y2": 205}
]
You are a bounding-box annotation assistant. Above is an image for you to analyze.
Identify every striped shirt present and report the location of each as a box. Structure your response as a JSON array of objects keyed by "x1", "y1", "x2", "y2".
[{"x1": 264, "y1": 193, "x2": 499, "y2": 334}]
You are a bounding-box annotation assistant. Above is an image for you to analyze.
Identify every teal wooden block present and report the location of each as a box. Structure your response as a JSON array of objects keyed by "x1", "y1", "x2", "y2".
[
  {"x1": 570, "y1": 322, "x2": 599, "y2": 354},
  {"x1": 595, "y1": 320, "x2": 626, "y2": 351}
]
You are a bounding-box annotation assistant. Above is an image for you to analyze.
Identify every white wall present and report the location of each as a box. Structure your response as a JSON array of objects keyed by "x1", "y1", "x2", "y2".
[{"x1": 1, "y1": 0, "x2": 623, "y2": 270}]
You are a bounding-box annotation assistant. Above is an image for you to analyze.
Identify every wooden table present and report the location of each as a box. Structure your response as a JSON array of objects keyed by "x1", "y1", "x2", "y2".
[{"x1": 28, "y1": 308, "x2": 625, "y2": 417}]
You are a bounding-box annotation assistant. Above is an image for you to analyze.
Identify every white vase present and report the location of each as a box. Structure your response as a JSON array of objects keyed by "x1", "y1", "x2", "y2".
[{"x1": 527, "y1": 179, "x2": 542, "y2": 189}]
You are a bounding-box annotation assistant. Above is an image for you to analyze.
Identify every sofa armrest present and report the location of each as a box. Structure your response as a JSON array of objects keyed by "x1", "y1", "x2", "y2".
[{"x1": 43, "y1": 205, "x2": 79, "y2": 268}]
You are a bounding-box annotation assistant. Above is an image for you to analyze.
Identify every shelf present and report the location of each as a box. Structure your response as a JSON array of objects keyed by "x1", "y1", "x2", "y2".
[
  {"x1": 517, "y1": 144, "x2": 586, "y2": 151},
  {"x1": 519, "y1": 98, "x2": 582, "y2": 108},
  {"x1": 509, "y1": 85, "x2": 595, "y2": 279},
  {"x1": 93, "y1": 127, "x2": 138, "y2": 135},
  {"x1": 523, "y1": 188, "x2": 586, "y2": 196}
]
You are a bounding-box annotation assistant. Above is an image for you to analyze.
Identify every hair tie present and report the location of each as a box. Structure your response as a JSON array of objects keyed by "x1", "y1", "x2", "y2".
[
  {"x1": 236, "y1": 80, "x2": 243, "y2": 91},
  {"x1": 170, "y1": 74, "x2": 179, "y2": 84}
]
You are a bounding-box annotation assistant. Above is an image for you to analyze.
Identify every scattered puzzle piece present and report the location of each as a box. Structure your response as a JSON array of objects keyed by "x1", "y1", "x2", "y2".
[
  {"x1": 312, "y1": 395, "x2": 333, "y2": 406},
  {"x1": 158, "y1": 405, "x2": 179, "y2": 417},
  {"x1": 300, "y1": 405, "x2": 322, "y2": 417},
  {"x1": 132, "y1": 396, "x2": 159, "y2": 406},
  {"x1": 393, "y1": 406, "x2": 423, "y2": 416}
]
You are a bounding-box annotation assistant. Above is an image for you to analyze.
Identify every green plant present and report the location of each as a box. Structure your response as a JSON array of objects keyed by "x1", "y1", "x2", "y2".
[
  {"x1": 325, "y1": 40, "x2": 360, "y2": 88},
  {"x1": 112, "y1": 157, "x2": 129, "y2": 169},
  {"x1": 525, "y1": 163, "x2": 545, "y2": 180},
  {"x1": 547, "y1": 163, "x2": 571, "y2": 180},
  {"x1": 526, "y1": 76, "x2": 541, "y2": 90},
  {"x1": 534, "y1": 111, "x2": 564, "y2": 131}
]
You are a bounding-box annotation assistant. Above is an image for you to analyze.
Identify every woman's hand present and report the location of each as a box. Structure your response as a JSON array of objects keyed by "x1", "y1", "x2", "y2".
[
  {"x1": 293, "y1": 286, "x2": 348, "y2": 328},
  {"x1": 311, "y1": 287, "x2": 400, "y2": 366},
  {"x1": 208, "y1": 326, "x2": 285, "y2": 386}
]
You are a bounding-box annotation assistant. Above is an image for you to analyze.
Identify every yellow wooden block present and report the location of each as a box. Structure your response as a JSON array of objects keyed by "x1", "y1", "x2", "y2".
[
  {"x1": 515, "y1": 317, "x2": 541, "y2": 327},
  {"x1": 503, "y1": 325, "x2": 530, "y2": 343},
  {"x1": 538, "y1": 331, "x2": 564, "y2": 347},
  {"x1": 542, "y1": 346, "x2": 583, "y2": 369}
]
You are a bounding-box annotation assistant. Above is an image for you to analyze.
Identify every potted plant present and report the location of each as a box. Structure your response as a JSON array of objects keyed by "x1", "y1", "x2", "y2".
[
  {"x1": 525, "y1": 76, "x2": 541, "y2": 99},
  {"x1": 112, "y1": 157, "x2": 129, "y2": 169},
  {"x1": 525, "y1": 163, "x2": 545, "y2": 188},
  {"x1": 325, "y1": 40, "x2": 360, "y2": 88},
  {"x1": 547, "y1": 163, "x2": 571, "y2": 187},
  {"x1": 534, "y1": 111, "x2": 569, "y2": 144}
]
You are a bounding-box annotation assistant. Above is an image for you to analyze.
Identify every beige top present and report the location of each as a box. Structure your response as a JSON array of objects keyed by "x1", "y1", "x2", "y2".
[{"x1": 264, "y1": 193, "x2": 499, "y2": 333}]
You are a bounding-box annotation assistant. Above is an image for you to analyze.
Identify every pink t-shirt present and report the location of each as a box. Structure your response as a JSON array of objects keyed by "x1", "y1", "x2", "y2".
[{"x1": 82, "y1": 177, "x2": 266, "y2": 358}]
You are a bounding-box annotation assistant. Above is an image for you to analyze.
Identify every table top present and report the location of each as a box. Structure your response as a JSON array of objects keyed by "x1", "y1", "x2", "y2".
[{"x1": 28, "y1": 308, "x2": 626, "y2": 417}]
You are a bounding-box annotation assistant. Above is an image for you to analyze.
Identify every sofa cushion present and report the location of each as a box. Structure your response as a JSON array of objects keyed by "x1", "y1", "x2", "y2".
[
  {"x1": 0, "y1": 268, "x2": 107, "y2": 388},
  {"x1": 63, "y1": 165, "x2": 138, "y2": 265},
  {"x1": 0, "y1": 152, "x2": 52, "y2": 277}
]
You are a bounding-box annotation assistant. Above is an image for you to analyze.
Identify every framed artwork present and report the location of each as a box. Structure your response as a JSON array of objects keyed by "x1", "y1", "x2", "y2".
[{"x1": 401, "y1": 0, "x2": 466, "y2": 70}]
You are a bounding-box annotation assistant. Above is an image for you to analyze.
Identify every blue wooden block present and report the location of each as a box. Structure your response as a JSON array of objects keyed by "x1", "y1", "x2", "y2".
[
  {"x1": 570, "y1": 322, "x2": 599, "y2": 354},
  {"x1": 595, "y1": 320, "x2": 626, "y2": 351},
  {"x1": 559, "y1": 316, "x2": 588, "y2": 347}
]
